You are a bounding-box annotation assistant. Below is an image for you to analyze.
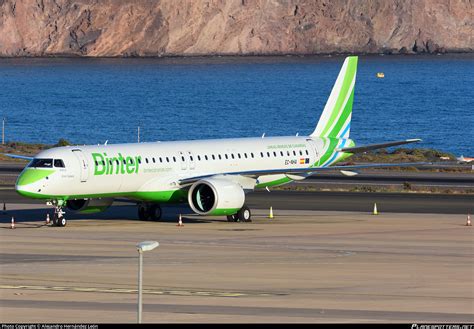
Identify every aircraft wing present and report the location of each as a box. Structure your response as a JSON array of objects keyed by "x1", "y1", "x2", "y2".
[
  {"x1": 2, "y1": 153, "x2": 34, "y2": 161},
  {"x1": 178, "y1": 161, "x2": 431, "y2": 186},
  {"x1": 337, "y1": 139, "x2": 422, "y2": 154}
]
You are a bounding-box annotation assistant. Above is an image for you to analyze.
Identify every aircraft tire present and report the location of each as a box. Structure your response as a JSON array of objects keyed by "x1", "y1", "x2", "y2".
[
  {"x1": 149, "y1": 204, "x2": 162, "y2": 221},
  {"x1": 58, "y1": 217, "x2": 67, "y2": 227},
  {"x1": 138, "y1": 204, "x2": 150, "y2": 221},
  {"x1": 226, "y1": 214, "x2": 238, "y2": 222},
  {"x1": 237, "y1": 206, "x2": 252, "y2": 222},
  {"x1": 52, "y1": 213, "x2": 59, "y2": 226}
]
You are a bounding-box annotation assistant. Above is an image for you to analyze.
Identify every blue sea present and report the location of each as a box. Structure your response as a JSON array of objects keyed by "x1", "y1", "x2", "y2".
[{"x1": 0, "y1": 54, "x2": 472, "y2": 155}]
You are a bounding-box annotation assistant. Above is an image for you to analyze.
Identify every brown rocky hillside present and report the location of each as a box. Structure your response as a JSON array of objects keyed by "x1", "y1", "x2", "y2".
[{"x1": 0, "y1": 0, "x2": 472, "y2": 57}]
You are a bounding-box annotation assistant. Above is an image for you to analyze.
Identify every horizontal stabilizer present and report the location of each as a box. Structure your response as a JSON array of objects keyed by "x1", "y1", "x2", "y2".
[
  {"x1": 2, "y1": 153, "x2": 34, "y2": 161},
  {"x1": 337, "y1": 139, "x2": 422, "y2": 154}
]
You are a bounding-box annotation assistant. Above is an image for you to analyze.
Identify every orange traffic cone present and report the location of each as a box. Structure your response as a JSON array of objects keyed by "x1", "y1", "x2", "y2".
[
  {"x1": 46, "y1": 213, "x2": 50, "y2": 225},
  {"x1": 466, "y1": 213, "x2": 472, "y2": 226},
  {"x1": 177, "y1": 214, "x2": 184, "y2": 227},
  {"x1": 10, "y1": 216, "x2": 15, "y2": 229}
]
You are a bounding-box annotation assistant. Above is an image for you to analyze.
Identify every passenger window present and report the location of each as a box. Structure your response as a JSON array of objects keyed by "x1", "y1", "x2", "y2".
[
  {"x1": 293, "y1": 151, "x2": 296, "y2": 156},
  {"x1": 299, "y1": 150, "x2": 303, "y2": 156},
  {"x1": 305, "y1": 150, "x2": 309, "y2": 155},
  {"x1": 205, "y1": 155, "x2": 208, "y2": 160},
  {"x1": 173, "y1": 156, "x2": 176, "y2": 162},
  {"x1": 225, "y1": 154, "x2": 228, "y2": 159},
  {"x1": 260, "y1": 152, "x2": 264, "y2": 158},
  {"x1": 280, "y1": 151, "x2": 284, "y2": 156},
  {"x1": 123, "y1": 159, "x2": 126, "y2": 165},
  {"x1": 181, "y1": 156, "x2": 185, "y2": 162},
  {"x1": 138, "y1": 158, "x2": 142, "y2": 164},
  {"x1": 197, "y1": 155, "x2": 201, "y2": 161},
  {"x1": 273, "y1": 152, "x2": 277, "y2": 157},
  {"x1": 190, "y1": 156, "x2": 194, "y2": 161},
  {"x1": 53, "y1": 159, "x2": 65, "y2": 168},
  {"x1": 152, "y1": 158, "x2": 156, "y2": 163},
  {"x1": 287, "y1": 151, "x2": 290, "y2": 156},
  {"x1": 251, "y1": 153, "x2": 254, "y2": 158},
  {"x1": 212, "y1": 155, "x2": 215, "y2": 160},
  {"x1": 145, "y1": 158, "x2": 149, "y2": 164},
  {"x1": 159, "y1": 157, "x2": 163, "y2": 163},
  {"x1": 267, "y1": 152, "x2": 270, "y2": 157},
  {"x1": 218, "y1": 154, "x2": 222, "y2": 160},
  {"x1": 238, "y1": 153, "x2": 241, "y2": 159},
  {"x1": 166, "y1": 157, "x2": 170, "y2": 162},
  {"x1": 231, "y1": 154, "x2": 235, "y2": 159}
]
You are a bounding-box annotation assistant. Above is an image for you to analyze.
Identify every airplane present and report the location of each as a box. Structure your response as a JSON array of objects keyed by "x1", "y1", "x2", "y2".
[
  {"x1": 7, "y1": 56, "x2": 424, "y2": 227},
  {"x1": 456, "y1": 155, "x2": 474, "y2": 164}
]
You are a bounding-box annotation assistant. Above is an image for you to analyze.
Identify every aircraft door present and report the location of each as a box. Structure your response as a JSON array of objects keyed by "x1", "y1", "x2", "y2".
[
  {"x1": 72, "y1": 149, "x2": 89, "y2": 182},
  {"x1": 307, "y1": 139, "x2": 320, "y2": 166}
]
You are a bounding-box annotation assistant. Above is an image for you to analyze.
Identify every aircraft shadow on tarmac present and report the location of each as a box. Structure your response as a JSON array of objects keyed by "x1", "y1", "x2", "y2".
[{"x1": 0, "y1": 204, "x2": 220, "y2": 227}]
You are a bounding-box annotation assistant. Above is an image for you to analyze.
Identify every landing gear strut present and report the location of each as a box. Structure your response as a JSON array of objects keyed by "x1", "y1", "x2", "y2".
[
  {"x1": 138, "y1": 203, "x2": 162, "y2": 221},
  {"x1": 227, "y1": 205, "x2": 252, "y2": 222}
]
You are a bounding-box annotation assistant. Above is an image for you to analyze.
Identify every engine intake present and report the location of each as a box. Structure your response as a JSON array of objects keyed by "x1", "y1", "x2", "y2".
[{"x1": 188, "y1": 178, "x2": 245, "y2": 216}]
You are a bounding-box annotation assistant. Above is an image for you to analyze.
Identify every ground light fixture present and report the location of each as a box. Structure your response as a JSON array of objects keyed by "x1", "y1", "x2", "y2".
[{"x1": 136, "y1": 240, "x2": 159, "y2": 323}]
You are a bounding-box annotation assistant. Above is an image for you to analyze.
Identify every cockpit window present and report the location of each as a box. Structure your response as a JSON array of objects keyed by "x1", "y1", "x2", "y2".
[
  {"x1": 54, "y1": 159, "x2": 65, "y2": 168},
  {"x1": 29, "y1": 158, "x2": 53, "y2": 168}
]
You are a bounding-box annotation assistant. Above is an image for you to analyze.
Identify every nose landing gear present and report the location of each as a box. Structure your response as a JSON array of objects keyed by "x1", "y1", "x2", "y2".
[
  {"x1": 52, "y1": 205, "x2": 67, "y2": 227},
  {"x1": 47, "y1": 200, "x2": 67, "y2": 227}
]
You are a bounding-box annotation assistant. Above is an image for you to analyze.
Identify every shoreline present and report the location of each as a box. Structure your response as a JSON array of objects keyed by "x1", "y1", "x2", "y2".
[{"x1": 1, "y1": 52, "x2": 473, "y2": 60}]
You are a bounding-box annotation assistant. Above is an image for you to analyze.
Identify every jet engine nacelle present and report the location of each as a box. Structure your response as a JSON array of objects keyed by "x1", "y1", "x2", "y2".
[
  {"x1": 66, "y1": 198, "x2": 114, "y2": 213},
  {"x1": 188, "y1": 178, "x2": 245, "y2": 216}
]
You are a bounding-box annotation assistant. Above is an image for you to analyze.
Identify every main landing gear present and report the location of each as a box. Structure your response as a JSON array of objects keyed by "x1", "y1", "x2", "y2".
[
  {"x1": 227, "y1": 205, "x2": 252, "y2": 223},
  {"x1": 138, "y1": 203, "x2": 162, "y2": 221}
]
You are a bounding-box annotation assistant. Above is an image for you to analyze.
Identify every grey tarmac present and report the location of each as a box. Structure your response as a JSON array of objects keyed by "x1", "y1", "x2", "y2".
[{"x1": 0, "y1": 205, "x2": 473, "y2": 323}]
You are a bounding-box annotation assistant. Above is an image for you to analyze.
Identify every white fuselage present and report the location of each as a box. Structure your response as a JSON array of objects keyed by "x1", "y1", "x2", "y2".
[{"x1": 16, "y1": 135, "x2": 350, "y2": 201}]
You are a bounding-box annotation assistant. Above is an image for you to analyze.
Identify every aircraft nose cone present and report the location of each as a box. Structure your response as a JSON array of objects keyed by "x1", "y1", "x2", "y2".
[
  {"x1": 16, "y1": 168, "x2": 54, "y2": 187},
  {"x1": 15, "y1": 168, "x2": 54, "y2": 199}
]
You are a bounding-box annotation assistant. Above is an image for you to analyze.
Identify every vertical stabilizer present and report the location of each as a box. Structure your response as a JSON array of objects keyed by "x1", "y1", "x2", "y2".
[{"x1": 310, "y1": 56, "x2": 358, "y2": 139}]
